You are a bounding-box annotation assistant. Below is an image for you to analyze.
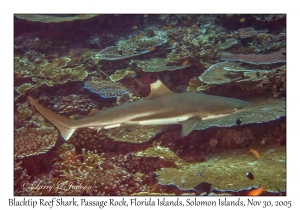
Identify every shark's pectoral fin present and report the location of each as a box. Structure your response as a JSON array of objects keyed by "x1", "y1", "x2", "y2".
[
  {"x1": 121, "y1": 123, "x2": 140, "y2": 132},
  {"x1": 60, "y1": 127, "x2": 76, "y2": 140},
  {"x1": 180, "y1": 117, "x2": 202, "y2": 138},
  {"x1": 146, "y1": 79, "x2": 173, "y2": 99}
]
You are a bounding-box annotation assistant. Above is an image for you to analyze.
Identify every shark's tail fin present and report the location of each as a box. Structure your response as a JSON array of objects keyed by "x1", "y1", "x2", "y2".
[{"x1": 28, "y1": 96, "x2": 76, "y2": 140}]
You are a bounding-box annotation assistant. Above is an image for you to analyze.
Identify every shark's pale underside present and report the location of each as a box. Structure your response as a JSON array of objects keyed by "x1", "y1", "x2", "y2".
[{"x1": 28, "y1": 80, "x2": 249, "y2": 140}]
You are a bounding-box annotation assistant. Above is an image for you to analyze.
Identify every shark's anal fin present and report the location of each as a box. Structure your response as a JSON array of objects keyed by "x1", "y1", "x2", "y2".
[
  {"x1": 146, "y1": 79, "x2": 173, "y2": 99},
  {"x1": 180, "y1": 117, "x2": 202, "y2": 138}
]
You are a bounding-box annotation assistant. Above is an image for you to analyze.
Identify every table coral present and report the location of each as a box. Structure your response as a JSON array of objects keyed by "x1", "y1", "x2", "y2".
[
  {"x1": 99, "y1": 35, "x2": 167, "y2": 60},
  {"x1": 130, "y1": 57, "x2": 192, "y2": 72},
  {"x1": 199, "y1": 61, "x2": 275, "y2": 85},
  {"x1": 15, "y1": 83, "x2": 35, "y2": 95},
  {"x1": 134, "y1": 141, "x2": 185, "y2": 166},
  {"x1": 109, "y1": 69, "x2": 136, "y2": 82},
  {"x1": 38, "y1": 62, "x2": 88, "y2": 86},
  {"x1": 155, "y1": 145, "x2": 286, "y2": 193},
  {"x1": 84, "y1": 77, "x2": 132, "y2": 98},
  {"x1": 195, "y1": 98, "x2": 286, "y2": 130},
  {"x1": 199, "y1": 62, "x2": 244, "y2": 84},
  {"x1": 221, "y1": 48, "x2": 286, "y2": 65},
  {"x1": 15, "y1": 14, "x2": 100, "y2": 23}
]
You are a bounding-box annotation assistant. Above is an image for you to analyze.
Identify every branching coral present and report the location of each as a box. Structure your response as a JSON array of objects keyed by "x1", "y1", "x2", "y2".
[
  {"x1": 249, "y1": 33, "x2": 286, "y2": 53},
  {"x1": 257, "y1": 66, "x2": 286, "y2": 98},
  {"x1": 167, "y1": 35, "x2": 222, "y2": 68}
]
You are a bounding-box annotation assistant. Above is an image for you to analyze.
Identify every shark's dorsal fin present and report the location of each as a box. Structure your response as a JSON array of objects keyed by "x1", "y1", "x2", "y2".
[
  {"x1": 180, "y1": 117, "x2": 202, "y2": 137},
  {"x1": 146, "y1": 79, "x2": 173, "y2": 99},
  {"x1": 86, "y1": 108, "x2": 101, "y2": 117}
]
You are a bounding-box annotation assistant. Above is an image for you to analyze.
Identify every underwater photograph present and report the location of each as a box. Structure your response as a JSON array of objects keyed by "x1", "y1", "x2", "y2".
[{"x1": 14, "y1": 14, "x2": 286, "y2": 196}]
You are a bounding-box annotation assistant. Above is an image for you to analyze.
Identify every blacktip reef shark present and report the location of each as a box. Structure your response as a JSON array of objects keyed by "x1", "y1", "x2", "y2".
[{"x1": 27, "y1": 80, "x2": 249, "y2": 140}]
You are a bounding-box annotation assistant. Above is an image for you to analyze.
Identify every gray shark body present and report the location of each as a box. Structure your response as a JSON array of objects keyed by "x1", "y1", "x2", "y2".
[{"x1": 28, "y1": 80, "x2": 249, "y2": 140}]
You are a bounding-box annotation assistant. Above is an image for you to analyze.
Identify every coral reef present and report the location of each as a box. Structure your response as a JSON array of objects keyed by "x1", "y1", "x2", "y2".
[
  {"x1": 186, "y1": 77, "x2": 211, "y2": 92},
  {"x1": 109, "y1": 69, "x2": 136, "y2": 82},
  {"x1": 199, "y1": 61, "x2": 280, "y2": 85},
  {"x1": 195, "y1": 98, "x2": 286, "y2": 130},
  {"x1": 134, "y1": 141, "x2": 185, "y2": 166},
  {"x1": 155, "y1": 145, "x2": 286, "y2": 193},
  {"x1": 15, "y1": 14, "x2": 100, "y2": 23},
  {"x1": 80, "y1": 50, "x2": 102, "y2": 67},
  {"x1": 106, "y1": 126, "x2": 163, "y2": 143},
  {"x1": 40, "y1": 94, "x2": 101, "y2": 116},
  {"x1": 84, "y1": 76, "x2": 132, "y2": 98},
  {"x1": 15, "y1": 102, "x2": 33, "y2": 121},
  {"x1": 99, "y1": 34, "x2": 167, "y2": 60},
  {"x1": 116, "y1": 35, "x2": 167, "y2": 53},
  {"x1": 89, "y1": 33, "x2": 119, "y2": 49},
  {"x1": 257, "y1": 67, "x2": 286, "y2": 98},
  {"x1": 215, "y1": 128, "x2": 256, "y2": 149},
  {"x1": 15, "y1": 53, "x2": 88, "y2": 87},
  {"x1": 14, "y1": 125, "x2": 58, "y2": 159},
  {"x1": 131, "y1": 57, "x2": 192, "y2": 72},
  {"x1": 221, "y1": 48, "x2": 286, "y2": 65},
  {"x1": 199, "y1": 62, "x2": 243, "y2": 85},
  {"x1": 15, "y1": 83, "x2": 35, "y2": 95},
  {"x1": 253, "y1": 14, "x2": 286, "y2": 22},
  {"x1": 14, "y1": 14, "x2": 286, "y2": 196}
]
